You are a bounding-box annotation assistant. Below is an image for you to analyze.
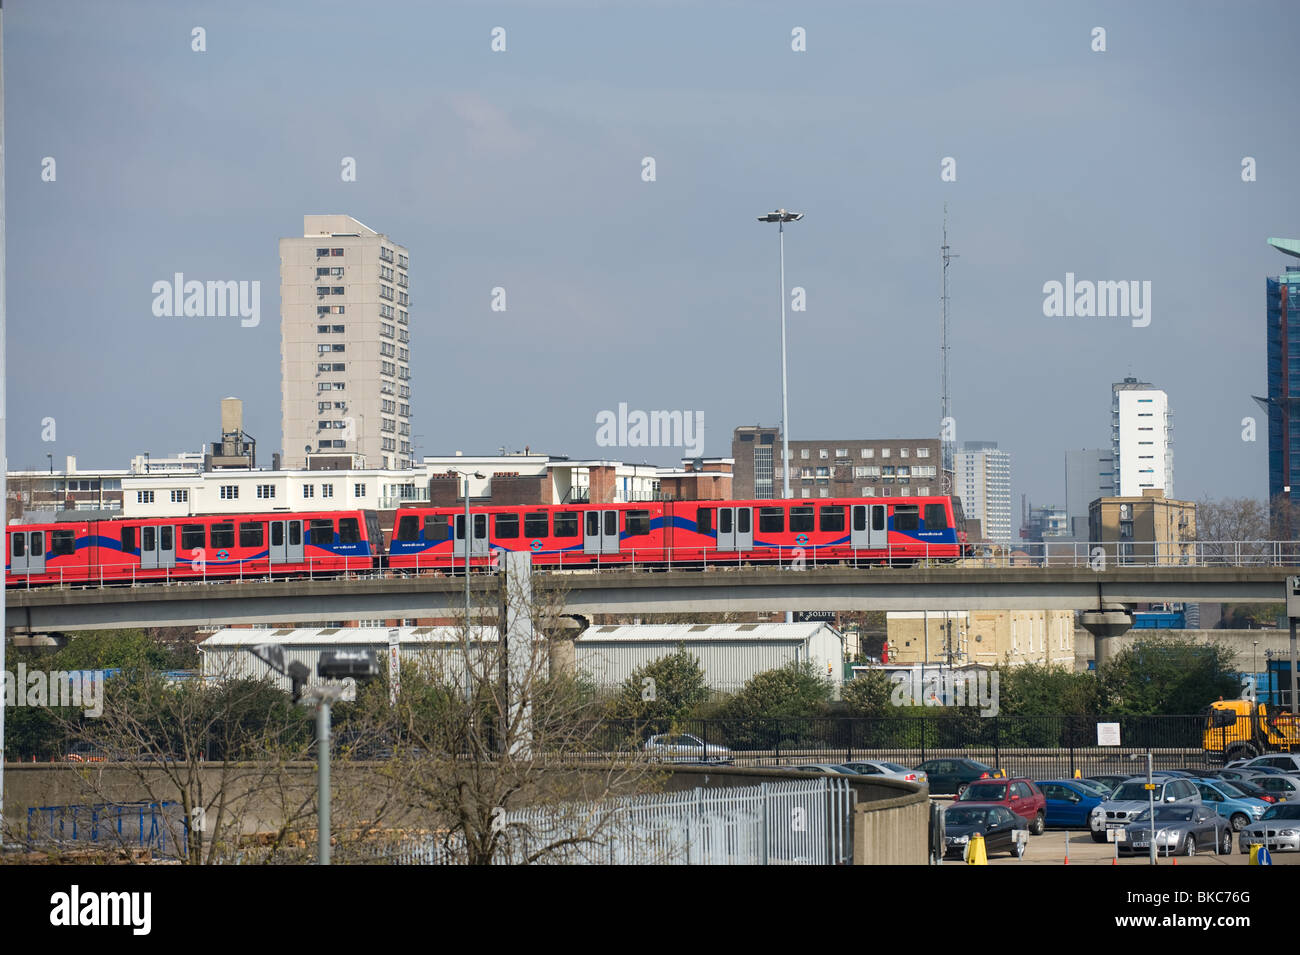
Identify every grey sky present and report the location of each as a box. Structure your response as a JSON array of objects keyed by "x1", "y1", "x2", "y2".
[{"x1": 7, "y1": 0, "x2": 1297, "y2": 513}]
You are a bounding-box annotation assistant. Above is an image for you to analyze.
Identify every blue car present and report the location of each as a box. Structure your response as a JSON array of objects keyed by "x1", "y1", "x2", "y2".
[
  {"x1": 1192, "y1": 778, "x2": 1271, "y2": 831},
  {"x1": 1036, "y1": 779, "x2": 1106, "y2": 829}
]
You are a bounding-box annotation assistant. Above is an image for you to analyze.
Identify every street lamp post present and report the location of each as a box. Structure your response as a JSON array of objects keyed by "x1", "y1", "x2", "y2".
[
  {"x1": 757, "y1": 209, "x2": 803, "y2": 500},
  {"x1": 448, "y1": 468, "x2": 485, "y2": 702},
  {"x1": 1129, "y1": 751, "x2": 1156, "y2": 865}
]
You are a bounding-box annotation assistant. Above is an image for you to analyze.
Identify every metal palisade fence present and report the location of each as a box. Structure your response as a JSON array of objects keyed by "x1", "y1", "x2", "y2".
[
  {"x1": 588, "y1": 715, "x2": 1223, "y2": 780},
  {"x1": 373, "y1": 777, "x2": 855, "y2": 865}
]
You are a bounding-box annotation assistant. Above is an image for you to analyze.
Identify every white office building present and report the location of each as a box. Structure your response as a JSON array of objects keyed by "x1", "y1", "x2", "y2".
[
  {"x1": 954, "y1": 441, "x2": 1012, "y2": 541},
  {"x1": 1111, "y1": 379, "x2": 1173, "y2": 498}
]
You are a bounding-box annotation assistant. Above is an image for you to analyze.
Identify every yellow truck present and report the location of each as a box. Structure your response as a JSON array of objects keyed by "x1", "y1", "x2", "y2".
[{"x1": 1204, "y1": 699, "x2": 1300, "y2": 763}]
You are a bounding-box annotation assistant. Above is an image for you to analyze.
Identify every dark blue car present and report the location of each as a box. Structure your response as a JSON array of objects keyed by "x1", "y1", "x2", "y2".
[{"x1": 1036, "y1": 779, "x2": 1106, "y2": 829}]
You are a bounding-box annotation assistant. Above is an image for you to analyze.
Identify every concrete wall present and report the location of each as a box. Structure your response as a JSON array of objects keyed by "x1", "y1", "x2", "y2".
[{"x1": 1073, "y1": 627, "x2": 1285, "y2": 671}]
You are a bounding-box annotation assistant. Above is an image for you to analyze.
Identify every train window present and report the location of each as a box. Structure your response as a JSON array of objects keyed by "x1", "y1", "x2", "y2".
[
  {"x1": 719, "y1": 509, "x2": 732, "y2": 533},
  {"x1": 211, "y1": 523, "x2": 235, "y2": 548},
  {"x1": 338, "y1": 518, "x2": 360, "y2": 544},
  {"x1": 737, "y1": 508, "x2": 751, "y2": 533},
  {"x1": 142, "y1": 527, "x2": 156, "y2": 550},
  {"x1": 758, "y1": 508, "x2": 785, "y2": 533},
  {"x1": 181, "y1": 525, "x2": 205, "y2": 550},
  {"x1": 924, "y1": 504, "x2": 948, "y2": 530},
  {"x1": 696, "y1": 508, "x2": 713, "y2": 535},
  {"x1": 51, "y1": 529, "x2": 76, "y2": 556},
  {"x1": 626, "y1": 510, "x2": 650, "y2": 536},
  {"x1": 271, "y1": 523, "x2": 284, "y2": 546},
  {"x1": 12, "y1": 534, "x2": 24, "y2": 557},
  {"x1": 122, "y1": 527, "x2": 136, "y2": 552},
  {"x1": 586, "y1": 512, "x2": 600, "y2": 536},
  {"x1": 553, "y1": 512, "x2": 579, "y2": 538},
  {"x1": 240, "y1": 522, "x2": 264, "y2": 547},
  {"x1": 820, "y1": 506, "x2": 845, "y2": 533},
  {"x1": 309, "y1": 520, "x2": 334, "y2": 545},
  {"x1": 289, "y1": 522, "x2": 302, "y2": 546},
  {"x1": 396, "y1": 515, "x2": 421, "y2": 541},
  {"x1": 524, "y1": 512, "x2": 549, "y2": 538},
  {"x1": 495, "y1": 513, "x2": 520, "y2": 538},
  {"x1": 160, "y1": 526, "x2": 173, "y2": 550},
  {"x1": 893, "y1": 506, "x2": 919, "y2": 532},
  {"x1": 424, "y1": 516, "x2": 449, "y2": 541},
  {"x1": 790, "y1": 507, "x2": 814, "y2": 532},
  {"x1": 604, "y1": 511, "x2": 618, "y2": 536},
  {"x1": 853, "y1": 506, "x2": 867, "y2": 532},
  {"x1": 872, "y1": 507, "x2": 886, "y2": 532},
  {"x1": 473, "y1": 514, "x2": 488, "y2": 539},
  {"x1": 31, "y1": 532, "x2": 43, "y2": 555}
]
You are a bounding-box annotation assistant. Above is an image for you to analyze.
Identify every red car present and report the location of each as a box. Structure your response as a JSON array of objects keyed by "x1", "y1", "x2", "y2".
[{"x1": 955, "y1": 777, "x2": 1047, "y2": 835}]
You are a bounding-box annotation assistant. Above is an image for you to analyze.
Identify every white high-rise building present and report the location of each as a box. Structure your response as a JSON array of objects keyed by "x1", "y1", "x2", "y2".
[
  {"x1": 1111, "y1": 378, "x2": 1172, "y2": 498},
  {"x1": 280, "y1": 215, "x2": 412, "y2": 470},
  {"x1": 954, "y1": 441, "x2": 1012, "y2": 541}
]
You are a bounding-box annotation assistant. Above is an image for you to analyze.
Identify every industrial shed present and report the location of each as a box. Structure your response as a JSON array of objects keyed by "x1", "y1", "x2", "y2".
[
  {"x1": 199, "y1": 627, "x2": 496, "y2": 695},
  {"x1": 573, "y1": 622, "x2": 845, "y2": 693}
]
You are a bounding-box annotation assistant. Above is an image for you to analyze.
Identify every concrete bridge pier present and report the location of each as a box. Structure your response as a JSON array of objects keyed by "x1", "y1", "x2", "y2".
[{"x1": 1080, "y1": 604, "x2": 1134, "y2": 669}]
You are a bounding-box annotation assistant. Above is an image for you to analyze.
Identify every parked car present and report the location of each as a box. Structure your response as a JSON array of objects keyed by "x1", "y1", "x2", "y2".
[
  {"x1": 1037, "y1": 779, "x2": 1107, "y2": 829},
  {"x1": 1085, "y1": 774, "x2": 1130, "y2": 793},
  {"x1": 1244, "y1": 774, "x2": 1300, "y2": 802},
  {"x1": 841, "y1": 760, "x2": 928, "y2": 786},
  {"x1": 1191, "y1": 778, "x2": 1270, "y2": 831},
  {"x1": 788, "y1": 763, "x2": 858, "y2": 775},
  {"x1": 1119, "y1": 805, "x2": 1234, "y2": 856},
  {"x1": 913, "y1": 758, "x2": 1005, "y2": 796},
  {"x1": 1239, "y1": 753, "x2": 1300, "y2": 774},
  {"x1": 1217, "y1": 776, "x2": 1279, "y2": 804},
  {"x1": 644, "y1": 734, "x2": 731, "y2": 764},
  {"x1": 1238, "y1": 803, "x2": 1300, "y2": 854},
  {"x1": 1074, "y1": 778, "x2": 1118, "y2": 799},
  {"x1": 955, "y1": 778, "x2": 1047, "y2": 834},
  {"x1": 942, "y1": 804, "x2": 1029, "y2": 859},
  {"x1": 1089, "y1": 776, "x2": 1202, "y2": 842}
]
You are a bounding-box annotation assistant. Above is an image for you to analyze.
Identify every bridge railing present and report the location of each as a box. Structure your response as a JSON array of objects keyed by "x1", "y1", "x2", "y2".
[{"x1": 9, "y1": 540, "x2": 1300, "y2": 591}]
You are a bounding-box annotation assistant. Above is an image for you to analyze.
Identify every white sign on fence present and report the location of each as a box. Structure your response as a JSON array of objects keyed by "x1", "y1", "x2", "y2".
[{"x1": 1097, "y1": 722, "x2": 1121, "y2": 746}]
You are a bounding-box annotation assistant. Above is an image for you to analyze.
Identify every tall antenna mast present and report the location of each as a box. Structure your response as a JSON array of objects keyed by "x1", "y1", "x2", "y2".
[{"x1": 940, "y1": 204, "x2": 958, "y2": 492}]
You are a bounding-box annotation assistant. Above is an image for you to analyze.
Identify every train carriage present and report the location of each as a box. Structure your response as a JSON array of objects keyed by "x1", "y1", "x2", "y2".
[
  {"x1": 6, "y1": 509, "x2": 384, "y2": 586},
  {"x1": 387, "y1": 495, "x2": 965, "y2": 572}
]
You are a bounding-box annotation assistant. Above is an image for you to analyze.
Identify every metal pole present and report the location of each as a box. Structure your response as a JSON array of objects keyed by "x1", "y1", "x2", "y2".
[
  {"x1": 779, "y1": 221, "x2": 790, "y2": 501},
  {"x1": 1147, "y1": 751, "x2": 1155, "y2": 866},
  {"x1": 464, "y1": 473, "x2": 472, "y2": 703},
  {"x1": 318, "y1": 699, "x2": 331, "y2": 865}
]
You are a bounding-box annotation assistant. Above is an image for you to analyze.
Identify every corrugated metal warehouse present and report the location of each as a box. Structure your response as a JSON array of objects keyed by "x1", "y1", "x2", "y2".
[
  {"x1": 574, "y1": 622, "x2": 845, "y2": 693},
  {"x1": 199, "y1": 627, "x2": 497, "y2": 695},
  {"x1": 200, "y1": 621, "x2": 845, "y2": 696}
]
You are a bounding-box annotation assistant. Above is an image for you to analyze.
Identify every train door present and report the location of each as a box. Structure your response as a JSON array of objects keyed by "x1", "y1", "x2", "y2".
[
  {"x1": 869, "y1": 504, "x2": 888, "y2": 549},
  {"x1": 454, "y1": 513, "x2": 489, "y2": 558},
  {"x1": 269, "y1": 520, "x2": 304, "y2": 564},
  {"x1": 850, "y1": 505, "x2": 871, "y2": 549},
  {"x1": 140, "y1": 525, "x2": 176, "y2": 570},
  {"x1": 583, "y1": 510, "x2": 620, "y2": 555},
  {"x1": 715, "y1": 507, "x2": 753, "y2": 551},
  {"x1": 10, "y1": 530, "x2": 45, "y2": 575}
]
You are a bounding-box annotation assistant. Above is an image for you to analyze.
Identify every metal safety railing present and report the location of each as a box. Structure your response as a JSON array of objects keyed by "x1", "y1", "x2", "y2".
[
  {"x1": 10, "y1": 538, "x2": 1300, "y2": 591},
  {"x1": 364, "y1": 777, "x2": 855, "y2": 865}
]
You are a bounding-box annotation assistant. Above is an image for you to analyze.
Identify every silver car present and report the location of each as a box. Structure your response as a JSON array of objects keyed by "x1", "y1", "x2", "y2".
[
  {"x1": 1238, "y1": 753, "x2": 1300, "y2": 775},
  {"x1": 1119, "y1": 805, "x2": 1234, "y2": 856},
  {"x1": 1089, "y1": 776, "x2": 1201, "y2": 843},
  {"x1": 788, "y1": 763, "x2": 859, "y2": 775},
  {"x1": 841, "y1": 760, "x2": 929, "y2": 787},
  {"x1": 1239, "y1": 803, "x2": 1300, "y2": 853},
  {"x1": 643, "y1": 733, "x2": 731, "y2": 764}
]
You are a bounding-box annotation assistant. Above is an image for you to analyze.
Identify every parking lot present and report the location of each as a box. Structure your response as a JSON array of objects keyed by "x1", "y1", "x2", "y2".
[{"x1": 932, "y1": 799, "x2": 1300, "y2": 865}]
